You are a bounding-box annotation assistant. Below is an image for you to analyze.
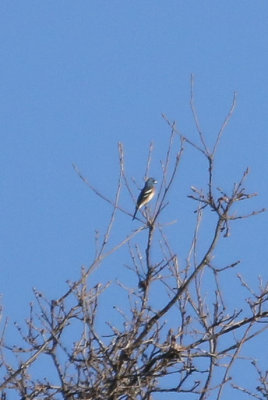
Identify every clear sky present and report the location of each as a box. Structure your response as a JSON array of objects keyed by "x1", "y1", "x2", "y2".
[{"x1": 1, "y1": 1, "x2": 267, "y2": 398}]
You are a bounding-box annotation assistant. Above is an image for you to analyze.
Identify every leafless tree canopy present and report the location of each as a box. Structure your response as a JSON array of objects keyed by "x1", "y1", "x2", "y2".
[{"x1": 1, "y1": 79, "x2": 267, "y2": 399}]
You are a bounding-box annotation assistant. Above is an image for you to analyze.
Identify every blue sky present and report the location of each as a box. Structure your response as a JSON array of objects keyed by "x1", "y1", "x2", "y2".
[{"x1": 0, "y1": 1, "x2": 267, "y2": 398}]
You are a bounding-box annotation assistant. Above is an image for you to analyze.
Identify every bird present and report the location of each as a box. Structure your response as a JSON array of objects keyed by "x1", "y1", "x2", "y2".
[{"x1": 132, "y1": 177, "x2": 157, "y2": 220}]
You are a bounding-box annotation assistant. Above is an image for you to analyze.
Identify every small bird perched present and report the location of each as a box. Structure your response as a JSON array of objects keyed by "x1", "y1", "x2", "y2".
[{"x1": 132, "y1": 177, "x2": 157, "y2": 220}]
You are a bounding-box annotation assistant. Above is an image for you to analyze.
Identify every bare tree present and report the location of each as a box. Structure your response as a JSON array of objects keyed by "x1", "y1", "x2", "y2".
[{"x1": 0, "y1": 78, "x2": 267, "y2": 400}]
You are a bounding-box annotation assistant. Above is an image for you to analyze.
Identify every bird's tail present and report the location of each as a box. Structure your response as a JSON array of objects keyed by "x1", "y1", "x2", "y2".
[{"x1": 132, "y1": 207, "x2": 138, "y2": 220}]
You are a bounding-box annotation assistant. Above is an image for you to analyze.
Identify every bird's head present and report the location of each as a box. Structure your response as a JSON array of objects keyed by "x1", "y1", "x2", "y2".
[{"x1": 146, "y1": 177, "x2": 157, "y2": 186}]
